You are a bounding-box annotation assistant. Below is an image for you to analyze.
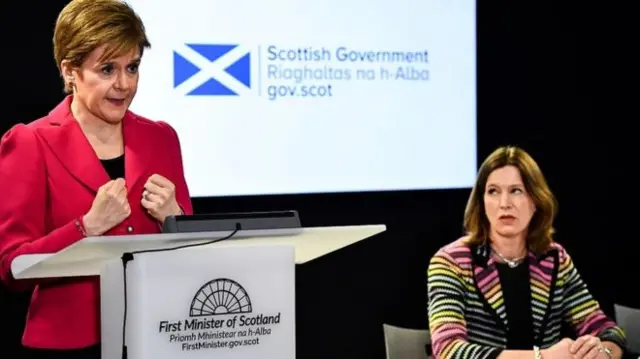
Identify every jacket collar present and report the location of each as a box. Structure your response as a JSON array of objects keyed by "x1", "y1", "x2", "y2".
[
  {"x1": 36, "y1": 95, "x2": 152, "y2": 193},
  {"x1": 471, "y1": 243, "x2": 556, "y2": 266},
  {"x1": 471, "y1": 243, "x2": 560, "y2": 344}
]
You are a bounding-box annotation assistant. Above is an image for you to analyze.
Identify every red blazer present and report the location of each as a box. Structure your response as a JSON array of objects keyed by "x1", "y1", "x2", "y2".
[{"x1": 0, "y1": 96, "x2": 194, "y2": 349}]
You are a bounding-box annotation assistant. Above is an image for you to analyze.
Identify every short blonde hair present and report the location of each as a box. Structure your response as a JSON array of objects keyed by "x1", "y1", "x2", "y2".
[
  {"x1": 463, "y1": 146, "x2": 558, "y2": 254},
  {"x1": 53, "y1": 0, "x2": 151, "y2": 92}
]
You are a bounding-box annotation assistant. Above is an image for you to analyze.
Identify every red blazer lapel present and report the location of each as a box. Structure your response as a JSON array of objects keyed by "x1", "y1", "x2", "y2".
[
  {"x1": 36, "y1": 96, "x2": 110, "y2": 193},
  {"x1": 35, "y1": 96, "x2": 159, "y2": 197},
  {"x1": 122, "y1": 113, "x2": 152, "y2": 192}
]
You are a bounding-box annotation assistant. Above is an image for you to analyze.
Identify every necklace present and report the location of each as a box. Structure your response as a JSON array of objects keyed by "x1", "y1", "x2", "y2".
[{"x1": 492, "y1": 248, "x2": 525, "y2": 268}]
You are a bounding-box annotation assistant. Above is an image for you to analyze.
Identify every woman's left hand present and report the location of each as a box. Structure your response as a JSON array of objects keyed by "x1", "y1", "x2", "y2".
[
  {"x1": 141, "y1": 174, "x2": 182, "y2": 224},
  {"x1": 570, "y1": 335, "x2": 608, "y2": 359}
]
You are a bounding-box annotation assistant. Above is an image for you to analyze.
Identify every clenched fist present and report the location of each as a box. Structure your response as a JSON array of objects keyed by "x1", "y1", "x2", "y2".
[
  {"x1": 82, "y1": 178, "x2": 131, "y2": 236},
  {"x1": 141, "y1": 174, "x2": 182, "y2": 224}
]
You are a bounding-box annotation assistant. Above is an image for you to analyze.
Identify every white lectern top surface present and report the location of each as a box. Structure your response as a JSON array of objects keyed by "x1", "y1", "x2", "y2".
[{"x1": 11, "y1": 224, "x2": 386, "y2": 280}]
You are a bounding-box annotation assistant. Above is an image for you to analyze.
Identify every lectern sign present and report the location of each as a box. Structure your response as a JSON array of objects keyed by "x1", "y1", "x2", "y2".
[
  {"x1": 12, "y1": 225, "x2": 386, "y2": 359},
  {"x1": 100, "y1": 244, "x2": 296, "y2": 359},
  {"x1": 157, "y1": 277, "x2": 285, "y2": 352}
]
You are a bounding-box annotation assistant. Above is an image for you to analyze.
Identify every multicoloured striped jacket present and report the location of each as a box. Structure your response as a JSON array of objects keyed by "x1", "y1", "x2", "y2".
[{"x1": 427, "y1": 239, "x2": 627, "y2": 359}]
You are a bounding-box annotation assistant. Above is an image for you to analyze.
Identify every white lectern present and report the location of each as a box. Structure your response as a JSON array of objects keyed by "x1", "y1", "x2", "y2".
[{"x1": 11, "y1": 224, "x2": 386, "y2": 359}]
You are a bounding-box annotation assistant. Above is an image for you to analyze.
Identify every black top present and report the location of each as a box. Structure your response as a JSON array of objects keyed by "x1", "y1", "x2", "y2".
[
  {"x1": 100, "y1": 154, "x2": 125, "y2": 180},
  {"x1": 496, "y1": 258, "x2": 534, "y2": 349}
]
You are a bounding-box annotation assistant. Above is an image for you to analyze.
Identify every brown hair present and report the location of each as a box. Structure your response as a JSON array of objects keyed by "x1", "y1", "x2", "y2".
[
  {"x1": 53, "y1": 0, "x2": 151, "y2": 92},
  {"x1": 463, "y1": 146, "x2": 558, "y2": 254}
]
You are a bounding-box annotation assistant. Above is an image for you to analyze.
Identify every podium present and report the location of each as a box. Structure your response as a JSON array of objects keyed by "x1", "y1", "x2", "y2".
[{"x1": 11, "y1": 224, "x2": 386, "y2": 359}]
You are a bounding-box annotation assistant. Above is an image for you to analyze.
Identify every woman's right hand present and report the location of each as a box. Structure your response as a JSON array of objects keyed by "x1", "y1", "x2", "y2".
[
  {"x1": 82, "y1": 178, "x2": 131, "y2": 236},
  {"x1": 542, "y1": 338, "x2": 574, "y2": 359}
]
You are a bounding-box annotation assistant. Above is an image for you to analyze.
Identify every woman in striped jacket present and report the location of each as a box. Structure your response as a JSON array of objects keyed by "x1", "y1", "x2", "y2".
[{"x1": 427, "y1": 146, "x2": 627, "y2": 359}]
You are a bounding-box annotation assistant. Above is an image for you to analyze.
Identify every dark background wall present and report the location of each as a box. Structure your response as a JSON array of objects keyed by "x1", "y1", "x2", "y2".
[{"x1": 1, "y1": 1, "x2": 633, "y2": 359}]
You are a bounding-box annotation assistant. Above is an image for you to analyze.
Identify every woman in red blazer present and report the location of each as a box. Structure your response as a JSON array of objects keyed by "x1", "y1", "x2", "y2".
[{"x1": 0, "y1": 1, "x2": 193, "y2": 358}]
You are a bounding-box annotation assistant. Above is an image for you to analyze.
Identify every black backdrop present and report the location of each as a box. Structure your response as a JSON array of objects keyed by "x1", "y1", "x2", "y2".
[{"x1": 1, "y1": 1, "x2": 634, "y2": 359}]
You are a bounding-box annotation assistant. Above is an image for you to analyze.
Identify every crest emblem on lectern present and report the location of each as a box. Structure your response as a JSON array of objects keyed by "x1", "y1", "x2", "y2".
[{"x1": 189, "y1": 278, "x2": 253, "y2": 317}]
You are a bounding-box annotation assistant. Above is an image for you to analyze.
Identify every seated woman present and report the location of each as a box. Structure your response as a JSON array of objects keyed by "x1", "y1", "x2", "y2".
[{"x1": 427, "y1": 146, "x2": 627, "y2": 359}]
